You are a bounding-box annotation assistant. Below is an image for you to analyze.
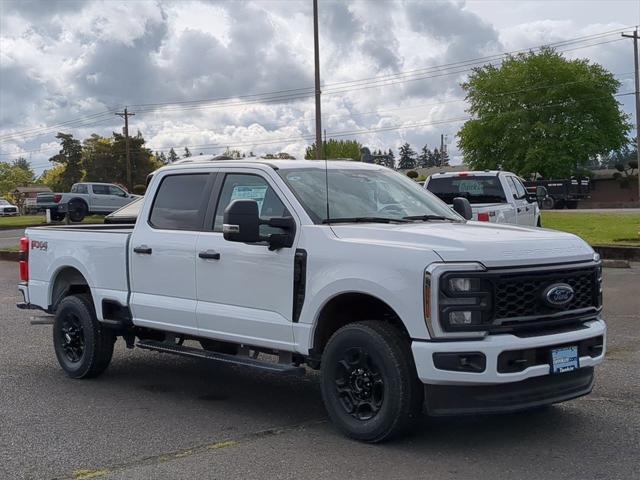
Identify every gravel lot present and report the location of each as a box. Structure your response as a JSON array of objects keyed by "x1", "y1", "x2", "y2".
[{"x1": 0, "y1": 260, "x2": 638, "y2": 480}]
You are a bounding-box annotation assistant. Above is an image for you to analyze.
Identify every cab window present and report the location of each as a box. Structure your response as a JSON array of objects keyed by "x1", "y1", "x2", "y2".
[
  {"x1": 149, "y1": 174, "x2": 210, "y2": 230},
  {"x1": 213, "y1": 173, "x2": 290, "y2": 236}
]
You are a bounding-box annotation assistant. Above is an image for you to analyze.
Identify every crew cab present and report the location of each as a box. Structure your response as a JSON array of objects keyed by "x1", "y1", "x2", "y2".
[
  {"x1": 36, "y1": 182, "x2": 138, "y2": 222},
  {"x1": 425, "y1": 171, "x2": 542, "y2": 227},
  {"x1": 17, "y1": 160, "x2": 605, "y2": 442}
]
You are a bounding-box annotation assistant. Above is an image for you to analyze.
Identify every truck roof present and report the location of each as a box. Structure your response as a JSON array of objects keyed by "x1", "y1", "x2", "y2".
[
  {"x1": 430, "y1": 170, "x2": 505, "y2": 177},
  {"x1": 158, "y1": 157, "x2": 387, "y2": 172}
]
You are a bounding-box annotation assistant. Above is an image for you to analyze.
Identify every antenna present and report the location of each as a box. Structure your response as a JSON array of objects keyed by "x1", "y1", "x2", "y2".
[{"x1": 312, "y1": 0, "x2": 329, "y2": 222}]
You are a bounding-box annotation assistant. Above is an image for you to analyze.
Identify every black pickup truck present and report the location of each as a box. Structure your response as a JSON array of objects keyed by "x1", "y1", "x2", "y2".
[{"x1": 524, "y1": 178, "x2": 590, "y2": 209}]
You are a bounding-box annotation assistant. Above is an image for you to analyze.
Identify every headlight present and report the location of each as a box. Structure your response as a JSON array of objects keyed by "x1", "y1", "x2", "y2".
[{"x1": 439, "y1": 273, "x2": 492, "y2": 332}]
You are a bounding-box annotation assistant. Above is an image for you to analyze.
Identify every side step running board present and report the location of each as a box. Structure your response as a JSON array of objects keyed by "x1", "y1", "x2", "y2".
[{"x1": 136, "y1": 340, "x2": 306, "y2": 376}]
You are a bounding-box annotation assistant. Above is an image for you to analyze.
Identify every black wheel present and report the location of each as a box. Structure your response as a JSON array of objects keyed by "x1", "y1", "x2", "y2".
[
  {"x1": 199, "y1": 339, "x2": 239, "y2": 355},
  {"x1": 68, "y1": 200, "x2": 88, "y2": 222},
  {"x1": 320, "y1": 321, "x2": 423, "y2": 443},
  {"x1": 541, "y1": 196, "x2": 555, "y2": 210},
  {"x1": 50, "y1": 212, "x2": 66, "y2": 222},
  {"x1": 53, "y1": 294, "x2": 115, "y2": 378}
]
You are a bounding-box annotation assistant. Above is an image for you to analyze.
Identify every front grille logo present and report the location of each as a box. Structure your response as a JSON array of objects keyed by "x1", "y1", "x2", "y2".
[{"x1": 543, "y1": 283, "x2": 574, "y2": 307}]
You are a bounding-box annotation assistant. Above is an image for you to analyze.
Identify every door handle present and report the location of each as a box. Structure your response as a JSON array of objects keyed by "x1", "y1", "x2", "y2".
[
  {"x1": 198, "y1": 250, "x2": 221, "y2": 260},
  {"x1": 133, "y1": 245, "x2": 152, "y2": 254}
]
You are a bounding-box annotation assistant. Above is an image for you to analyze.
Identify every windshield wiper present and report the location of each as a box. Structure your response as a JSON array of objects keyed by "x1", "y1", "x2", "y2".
[
  {"x1": 322, "y1": 216, "x2": 409, "y2": 224},
  {"x1": 402, "y1": 214, "x2": 457, "y2": 222}
]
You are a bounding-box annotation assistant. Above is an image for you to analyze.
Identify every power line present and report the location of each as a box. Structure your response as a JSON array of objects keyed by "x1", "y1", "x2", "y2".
[{"x1": 1, "y1": 26, "x2": 633, "y2": 142}]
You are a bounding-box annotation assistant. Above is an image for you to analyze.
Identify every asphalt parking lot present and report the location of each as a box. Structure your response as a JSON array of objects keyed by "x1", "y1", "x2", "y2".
[{"x1": 1, "y1": 260, "x2": 638, "y2": 480}]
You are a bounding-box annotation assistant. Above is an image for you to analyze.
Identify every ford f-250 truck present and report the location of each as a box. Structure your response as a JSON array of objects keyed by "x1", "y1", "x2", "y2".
[
  {"x1": 425, "y1": 170, "x2": 543, "y2": 227},
  {"x1": 17, "y1": 159, "x2": 605, "y2": 442}
]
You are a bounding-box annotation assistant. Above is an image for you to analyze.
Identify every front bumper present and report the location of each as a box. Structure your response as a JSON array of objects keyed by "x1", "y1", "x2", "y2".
[
  {"x1": 412, "y1": 318, "x2": 605, "y2": 385},
  {"x1": 425, "y1": 367, "x2": 594, "y2": 416}
]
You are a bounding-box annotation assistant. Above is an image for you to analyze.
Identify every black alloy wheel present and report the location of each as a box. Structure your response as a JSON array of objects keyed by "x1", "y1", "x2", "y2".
[
  {"x1": 334, "y1": 347, "x2": 385, "y2": 421},
  {"x1": 59, "y1": 312, "x2": 85, "y2": 363}
]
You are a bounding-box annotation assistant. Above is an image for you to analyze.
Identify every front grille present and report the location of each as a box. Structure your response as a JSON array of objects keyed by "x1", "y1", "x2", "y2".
[
  {"x1": 437, "y1": 262, "x2": 601, "y2": 334},
  {"x1": 2, "y1": 207, "x2": 17, "y2": 214},
  {"x1": 494, "y1": 266, "x2": 598, "y2": 321}
]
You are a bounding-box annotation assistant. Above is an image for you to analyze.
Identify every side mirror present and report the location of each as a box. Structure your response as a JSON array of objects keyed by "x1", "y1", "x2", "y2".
[
  {"x1": 536, "y1": 186, "x2": 548, "y2": 198},
  {"x1": 452, "y1": 197, "x2": 472, "y2": 220},
  {"x1": 223, "y1": 200, "x2": 260, "y2": 243}
]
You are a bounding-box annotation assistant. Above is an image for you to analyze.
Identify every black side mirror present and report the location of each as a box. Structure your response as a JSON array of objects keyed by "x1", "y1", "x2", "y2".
[
  {"x1": 452, "y1": 197, "x2": 472, "y2": 220},
  {"x1": 223, "y1": 200, "x2": 260, "y2": 243},
  {"x1": 223, "y1": 199, "x2": 296, "y2": 250},
  {"x1": 536, "y1": 186, "x2": 548, "y2": 198}
]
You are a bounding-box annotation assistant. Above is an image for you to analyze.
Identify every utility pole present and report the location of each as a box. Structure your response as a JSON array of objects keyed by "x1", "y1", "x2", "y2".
[
  {"x1": 313, "y1": 0, "x2": 322, "y2": 160},
  {"x1": 440, "y1": 133, "x2": 444, "y2": 167},
  {"x1": 115, "y1": 107, "x2": 135, "y2": 191},
  {"x1": 622, "y1": 28, "x2": 640, "y2": 202}
]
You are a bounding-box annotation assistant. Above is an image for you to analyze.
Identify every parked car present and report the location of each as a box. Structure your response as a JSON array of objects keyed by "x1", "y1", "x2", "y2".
[
  {"x1": 18, "y1": 159, "x2": 604, "y2": 442},
  {"x1": 36, "y1": 182, "x2": 139, "y2": 222},
  {"x1": 523, "y1": 178, "x2": 590, "y2": 209},
  {"x1": 0, "y1": 198, "x2": 19, "y2": 216},
  {"x1": 425, "y1": 170, "x2": 543, "y2": 227}
]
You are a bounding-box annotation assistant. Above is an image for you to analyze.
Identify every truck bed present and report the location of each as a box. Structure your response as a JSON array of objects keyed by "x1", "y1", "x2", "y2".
[{"x1": 24, "y1": 224, "x2": 132, "y2": 319}]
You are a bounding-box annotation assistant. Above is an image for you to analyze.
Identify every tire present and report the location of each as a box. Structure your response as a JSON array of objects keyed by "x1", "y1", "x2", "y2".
[
  {"x1": 320, "y1": 321, "x2": 423, "y2": 443},
  {"x1": 53, "y1": 294, "x2": 115, "y2": 379},
  {"x1": 50, "y1": 212, "x2": 66, "y2": 222},
  {"x1": 541, "y1": 196, "x2": 555, "y2": 210},
  {"x1": 68, "y1": 200, "x2": 88, "y2": 222},
  {"x1": 199, "y1": 339, "x2": 239, "y2": 355}
]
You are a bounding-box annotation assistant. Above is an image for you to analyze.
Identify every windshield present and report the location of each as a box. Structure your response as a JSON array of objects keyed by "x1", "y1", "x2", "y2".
[
  {"x1": 426, "y1": 175, "x2": 507, "y2": 204},
  {"x1": 0, "y1": 199, "x2": 10, "y2": 205},
  {"x1": 278, "y1": 167, "x2": 460, "y2": 223}
]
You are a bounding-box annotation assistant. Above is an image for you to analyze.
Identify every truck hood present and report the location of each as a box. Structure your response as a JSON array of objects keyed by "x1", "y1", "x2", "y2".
[{"x1": 330, "y1": 221, "x2": 594, "y2": 267}]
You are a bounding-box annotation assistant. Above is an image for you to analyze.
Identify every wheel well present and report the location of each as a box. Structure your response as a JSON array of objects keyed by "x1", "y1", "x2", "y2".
[
  {"x1": 311, "y1": 293, "x2": 409, "y2": 357},
  {"x1": 50, "y1": 267, "x2": 90, "y2": 311}
]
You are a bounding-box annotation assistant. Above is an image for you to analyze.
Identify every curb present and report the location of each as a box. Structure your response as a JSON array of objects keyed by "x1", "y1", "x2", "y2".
[{"x1": 593, "y1": 245, "x2": 640, "y2": 262}]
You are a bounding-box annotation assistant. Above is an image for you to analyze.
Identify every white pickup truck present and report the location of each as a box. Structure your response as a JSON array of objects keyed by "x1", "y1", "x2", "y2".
[
  {"x1": 425, "y1": 170, "x2": 543, "y2": 227},
  {"x1": 36, "y1": 182, "x2": 139, "y2": 222},
  {"x1": 17, "y1": 159, "x2": 605, "y2": 442}
]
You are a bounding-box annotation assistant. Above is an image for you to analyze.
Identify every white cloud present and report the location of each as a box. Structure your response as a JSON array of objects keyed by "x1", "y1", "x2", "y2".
[{"x1": 0, "y1": 0, "x2": 637, "y2": 171}]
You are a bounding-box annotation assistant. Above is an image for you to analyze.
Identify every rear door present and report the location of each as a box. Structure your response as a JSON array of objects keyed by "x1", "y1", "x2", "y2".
[
  {"x1": 195, "y1": 168, "x2": 297, "y2": 349},
  {"x1": 129, "y1": 171, "x2": 215, "y2": 335},
  {"x1": 108, "y1": 185, "x2": 131, "y2": 210}
]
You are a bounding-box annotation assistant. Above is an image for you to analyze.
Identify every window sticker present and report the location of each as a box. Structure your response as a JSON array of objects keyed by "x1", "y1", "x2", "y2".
[{"x1": 230, "y1": 185, "x2": 268, "y2": 210}]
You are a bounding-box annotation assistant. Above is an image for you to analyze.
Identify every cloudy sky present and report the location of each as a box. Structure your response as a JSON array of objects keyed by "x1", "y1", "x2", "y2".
[{"x1": 0, "y1": 0, "x2": 639, "y2": 173}]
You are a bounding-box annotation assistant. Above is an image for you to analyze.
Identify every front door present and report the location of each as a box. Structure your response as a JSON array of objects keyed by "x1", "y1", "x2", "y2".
[
  {"x1": 508, "y1": 176, "x2": 535, "y2": 226},
  {"x1": 195, "y1": 169, "x2": 297, "y2": 350},
  {"x1": 129, "y1": 172, "x2": 214, "y2": 335}
]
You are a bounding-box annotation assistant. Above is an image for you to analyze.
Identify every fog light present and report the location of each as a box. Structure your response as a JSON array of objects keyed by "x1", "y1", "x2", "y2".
[
  {"x1": 449, "y1": 311, "x2": 473, "y2": 325},
  {"x1": 433, "y1": 352, "x2": 486, "y2": 372}
]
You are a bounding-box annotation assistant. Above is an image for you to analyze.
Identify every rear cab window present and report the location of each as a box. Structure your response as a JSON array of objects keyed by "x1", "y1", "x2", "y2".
[
  {"x1": 426, "y1": 175, "x2": 507, "y2": 204},
  {"x1": 149, "y1": 174, "x2": 211, "y2": 230}
]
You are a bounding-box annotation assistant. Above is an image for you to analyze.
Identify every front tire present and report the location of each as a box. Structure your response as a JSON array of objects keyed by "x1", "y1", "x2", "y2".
[
  {"x1": 320, "y1": 321, "x2": 423, "y2": 442},
  {"x1": 53, "y1": 294, "x2": 115, "y2": 379}
]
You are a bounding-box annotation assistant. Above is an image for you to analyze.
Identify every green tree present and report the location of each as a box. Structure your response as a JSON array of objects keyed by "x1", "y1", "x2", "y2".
[
  {"x1": 417, "y1": 145, "x2": 434, "y2": 168},
  {"x1": 12, "y1": 157, "x2": 35, "y2": 181},
  {"x1": 48, "y1": 132, "x2": 83, "y2": 190},
  {"x1": 167, "y1": 148, "x2": 179, "y2": 163},
  {"x1": 398, "y1": 142, "x2": 417, "y2": 169},
  {"x1": 0, "y1": 162, "x2": 34, "y2": 200},
  {"x1": 183, "y1": 147, "x2": 192, "y2": 158},
  {"x1": 458, "y1": 48, "x2": 630, "y2": 178},
  {"x1": 39, "y1": 165, "x2": 67, "y2": 192},
  {"x1": 305, "y1": 139, "x2": 362, "y2": 161},
  {"x1": 387, "y1": 149, "x2": 396, "y2": 169}
]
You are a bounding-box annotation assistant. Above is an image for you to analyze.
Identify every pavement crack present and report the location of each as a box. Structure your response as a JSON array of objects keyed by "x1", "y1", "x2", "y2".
[{"x1": 52, "y1": 418, "x2": 327, "y2": 480}]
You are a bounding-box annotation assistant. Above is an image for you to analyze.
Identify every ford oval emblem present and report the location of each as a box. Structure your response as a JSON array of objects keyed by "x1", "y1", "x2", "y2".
[{"x1": 543, "y1": 283, "x2": 575, "y2": 307}]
